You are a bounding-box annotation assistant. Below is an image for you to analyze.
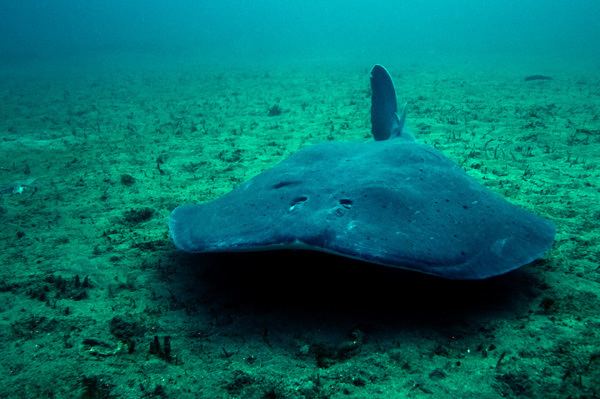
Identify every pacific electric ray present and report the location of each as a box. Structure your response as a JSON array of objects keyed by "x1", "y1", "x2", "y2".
[{"x1": 169, "y1": 65, "x2": 555, "y2": 279}]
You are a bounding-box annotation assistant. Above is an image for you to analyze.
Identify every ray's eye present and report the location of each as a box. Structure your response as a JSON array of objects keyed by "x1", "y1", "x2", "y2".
[
  {"x1": 289, "y1": 196, "x2": 308, "y2": 211},
  {"x1": 339, "y1": 199, "x2": 353, "y2": 209},
  {"x1": 272, "y1": 180, "x2": 301, "y2": 189}
]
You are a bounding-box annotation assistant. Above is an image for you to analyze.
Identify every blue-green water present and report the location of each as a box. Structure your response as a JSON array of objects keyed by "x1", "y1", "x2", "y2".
[
  {"x1": 2, "y1": 0, "x2": 600, "y2": 68},
  {"x1": 0, "y1": 1, "x2": 599, "y2": 398}
]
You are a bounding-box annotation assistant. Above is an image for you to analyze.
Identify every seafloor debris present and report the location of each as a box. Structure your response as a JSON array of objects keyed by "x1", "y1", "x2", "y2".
[
  {"x1": 149, "y1": 335, "x2": 176, "y2": 363},
  {"x1": 0, "y1": 177, "x2": 37, "y2": 195},
  {"x1": 524, "y1": 74, "x2": 553, "y2": 81}
]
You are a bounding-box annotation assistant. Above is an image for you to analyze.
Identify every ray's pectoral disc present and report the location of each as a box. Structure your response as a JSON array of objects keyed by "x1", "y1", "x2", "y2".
[{"x1": 169, "y1": 65, "x2": 555, "y2": 280}]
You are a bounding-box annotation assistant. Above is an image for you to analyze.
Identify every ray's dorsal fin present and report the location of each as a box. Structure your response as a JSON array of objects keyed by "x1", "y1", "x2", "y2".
[{"x1": 370, "y1": 64, "x2": 410, "y2": 141}]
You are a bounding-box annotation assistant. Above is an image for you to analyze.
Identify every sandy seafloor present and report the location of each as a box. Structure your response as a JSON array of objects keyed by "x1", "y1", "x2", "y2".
[{"x1": 0, "y1": 56, "x2": 599, "y2": 398}]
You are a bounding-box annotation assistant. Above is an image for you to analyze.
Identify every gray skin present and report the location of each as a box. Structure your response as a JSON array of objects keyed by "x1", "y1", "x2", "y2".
[{"x1": 169, "y1": 65, "x2": 555, "y2": 279}]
